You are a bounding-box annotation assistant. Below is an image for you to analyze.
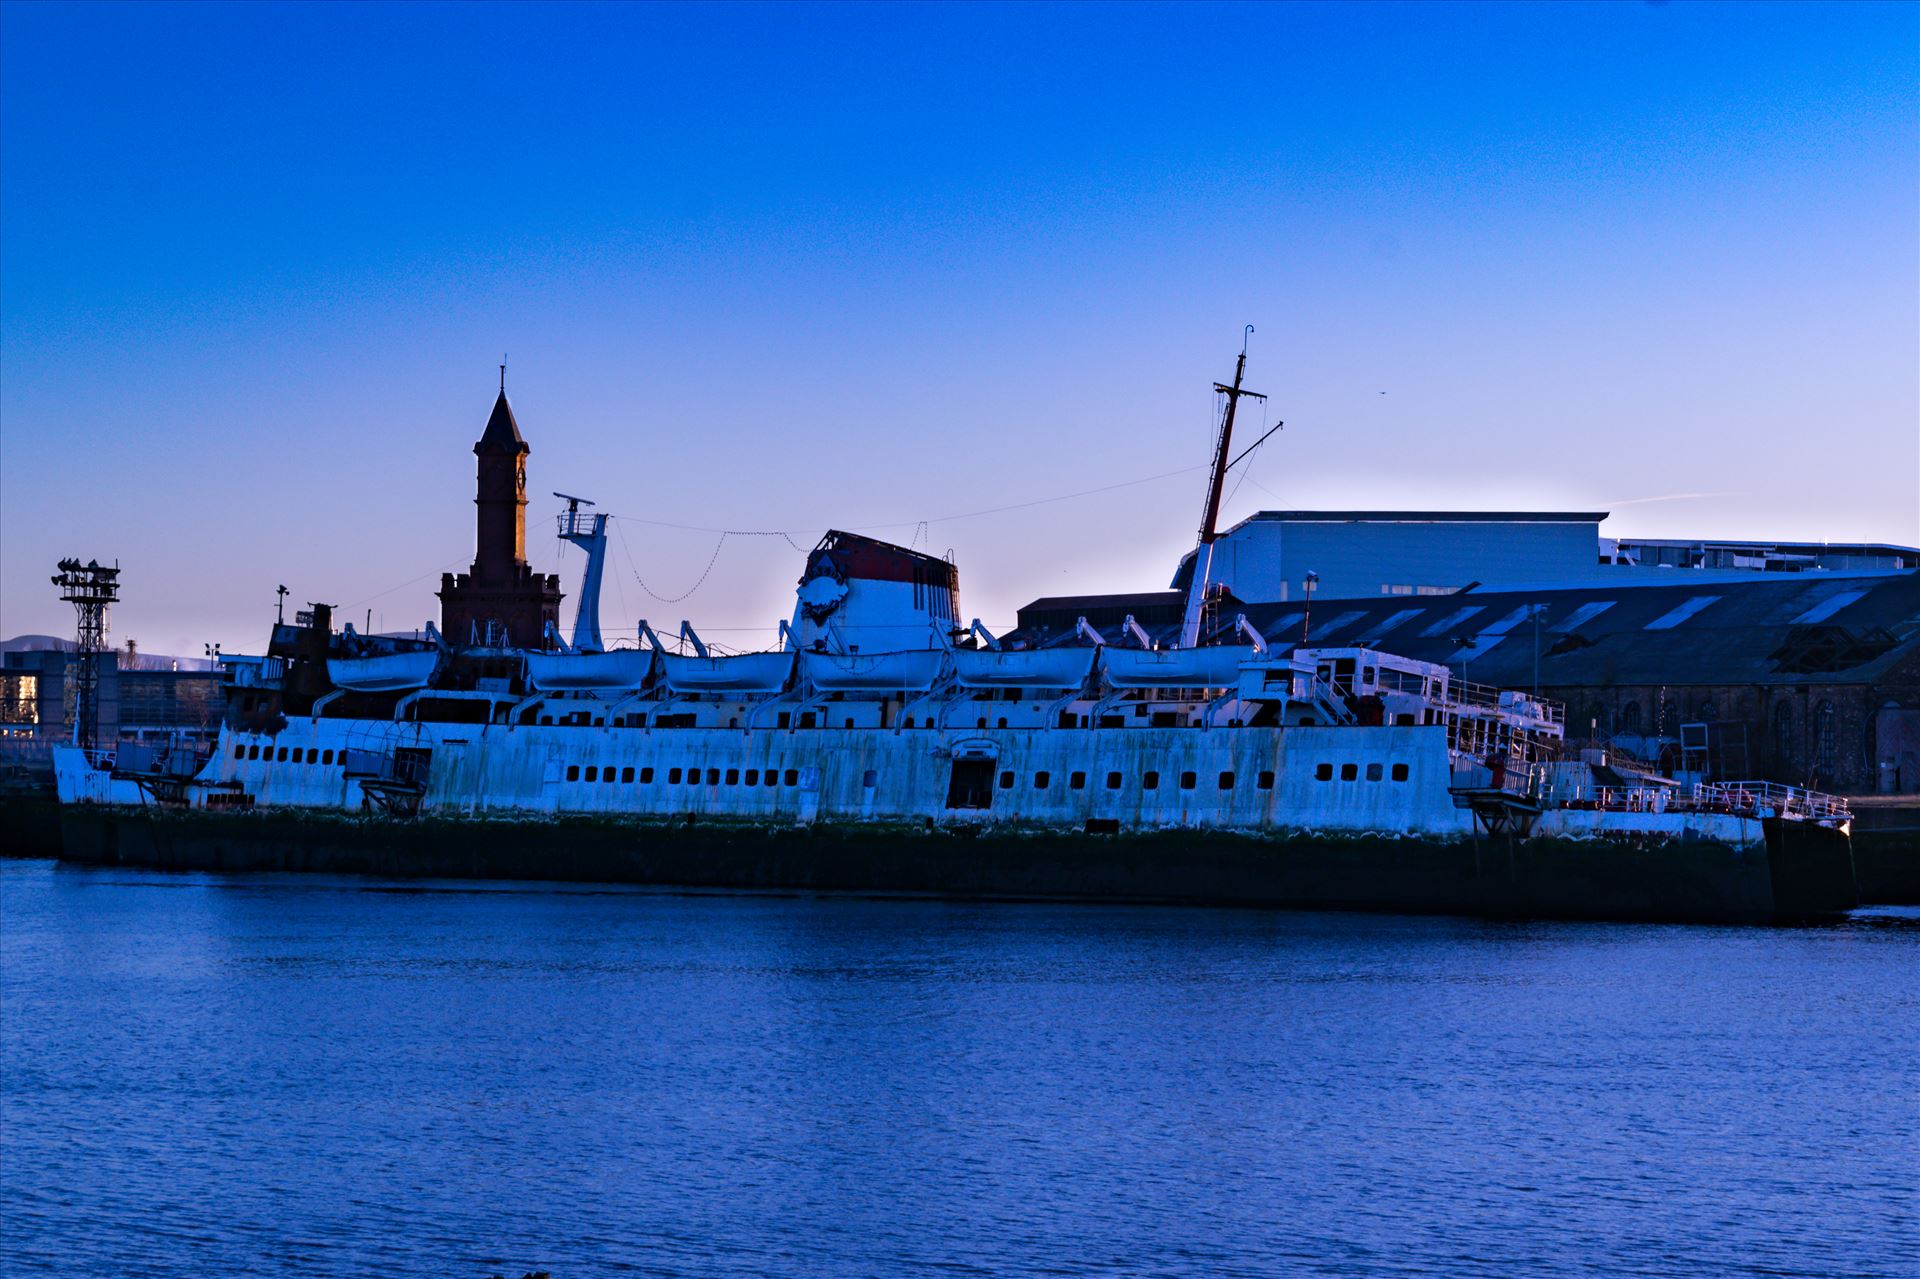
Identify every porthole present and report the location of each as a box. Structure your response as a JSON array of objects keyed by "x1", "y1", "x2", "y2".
[
  {"x1": 1391, "y1": 763, "x2": 1409, "y2": 782},
  {"x1": 1105, "y1": 771, "x2": 1122, "y2": 790},
  {"x1": 1340, "y1": 763, "x2": 1358, "y2": 781},
  {"x1": 1070, "y1": 771, "x2": 1086, "y2": 791},
  {"x1": 621, "y1": 767, "x2": 635, "y2": 783},
  {"x1": 999, "y1": 770, "x2": 1015, "y2": 789},
  {"x1": 668, "y1": 767, "x2": 682, "y2": 784},
  {"x1": 640, "y1": 767, "x2": 655, "y2": 783},
  {"x1": 1257, "y1": 770, "x2": 1275, "y2": 790},
  {"x1": 725, "y1": 768, "x2": 739, "y2": 786},
  {"x1": 1143, "y1": 771, "x2": 1160, "y2": 790},
  {"x1": 1179, "y1": 771, "x2": 1196, "y2": 790},
  {"x1": 1034, "y1": 771, "x2": 1050, "y2": 790},
  {"x1": 567, "y1": 765, "x2": 581, "y2": 782},
  {"x1": 1365, "y1": 763, "x2": 1383, "y2": 782},
  {"x1": 1219, "y1": 771, "x2": 1235, "y2": 790},
  {"x1": 1314, "y1": 763, "x2": 1332, "y2": 781},
  {"x1": 585, "y1": 766, "x2": 598, "y2": 782},
  {"x1": 745, "y1": 769, "x2": 759, "y2": 786}
]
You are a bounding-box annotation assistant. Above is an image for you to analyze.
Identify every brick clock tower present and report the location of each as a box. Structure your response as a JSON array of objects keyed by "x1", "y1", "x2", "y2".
[{"x1": 438, "y1": 386, "x2": 564, "y2": 648}]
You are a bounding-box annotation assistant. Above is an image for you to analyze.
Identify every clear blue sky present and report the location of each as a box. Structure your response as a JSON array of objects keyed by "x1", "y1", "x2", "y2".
[{"x1": 3, "y1": 1, "x2": 1915, "y2": 656}]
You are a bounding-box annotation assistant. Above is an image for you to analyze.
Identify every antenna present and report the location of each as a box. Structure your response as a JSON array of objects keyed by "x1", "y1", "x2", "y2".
[
  {"x1": 500, "y1": 354, "x2": 507, "y2": 393},
  {"x1": 1177, "y1": 328, "x2": 1267, "y2": 648}
]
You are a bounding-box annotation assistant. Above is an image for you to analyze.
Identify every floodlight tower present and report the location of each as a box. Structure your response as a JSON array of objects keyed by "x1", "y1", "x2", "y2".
[
  {"x1": 51, "y1": 558, "x2": 121, "y2": 753},
  {"x1": 554, "y1": 493, "x2": 608, "y2": 653}
]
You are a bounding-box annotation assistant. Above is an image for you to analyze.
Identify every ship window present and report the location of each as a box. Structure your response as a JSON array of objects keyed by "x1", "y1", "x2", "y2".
[
  {"x1": 668, "y1": 767, "x2": 682, "y2": 784},
  {"x1": 745, "y1": 769, "x2": 759, "y2": 786},
  {"x1": 1366, "y1": 763, "x2": 1383, "y2": 782},
  {"x1": 777, "y1": 713, "x2": 791, "y2": 729},
  {"x1": 276, "y1": 747, "x2": 289, "y2": 762},
  {"x1": 1392, "y1": 763, "x2": 1409, "y2": 782},
  {"x1": 1314, "y1": 763, "x2": 1332, "y2": 781},
  {"x1": 863, "y1": 769, "x2": 878, "y2": 788},
  {"x1": 245, "y1": 745, "x2": 257, "y2": 760},
  {"x1": 1034, "y1": 771, "x2": 1050, "y2": 790},
  {"x1": 999, "y1": 770, "x2": 1015, "y2": 789},
  {"x1": 1340, "y1": 763, "x2": 1358, "y2": 781},
  {"x1": 640, "y1": 767, "x2": 654, "y2": 783},
  {"x1": 1138, "y1": 770, "x2": 1157, "y2": 790},
  {"x1": 1179, "y1": 771, "x2": 1196, "y2": 790},
  {"x1": 766, "y1": 770, "x2": 779, "y2": 787},
  {"x1": 603, "y1": 769, "x2": 616, "y2": 786},
  {"x1": 233, "y1": 745, "x2": 244, "y2": 759},
  {"x1": 996, "y1": 717, "x2": 1008, "y2": 729},
  {"x1": 784, "y1": 769, "x2": 799, "y2": 786},
  {"x1": 621, "y1": 767, "x2": 634, "y2": 783},
  {"x1": 1070, "y1": 771, "x2": 1086, "y2": 790},
  {"x1": 706, "y1": 768, "x2": 720, "y2": 785},
  {"x1": 726, "y1": 768, "x2": 739, "y2": 786},
  {"x1": 1219, "y1": 771, "x2": 1235, "y2": 789},
  {"x1": 322, "y1": 750, "x2": 333, "y2": 765},
  {"x1": 903, "y1": 717, "x2": 914, "y2": 728},
  {"x1": 584, "y1": 766, "x2": 597, "y2": 781},
  {"x1": 539, "y1": 716, "x2": 553, "y2": 725},
  {"x1": 844, "y1": 718, "x2": 854, "y2": 729},
  {"x1": 1105, "y1": 771, "x2": 1122, "y2": 790},
  {"x1": 1257, "y1": 770, "x2": 1275, "y2": 790},
  {"x1": 567, "y1": 765, "x2": 581, "y2": 782}
]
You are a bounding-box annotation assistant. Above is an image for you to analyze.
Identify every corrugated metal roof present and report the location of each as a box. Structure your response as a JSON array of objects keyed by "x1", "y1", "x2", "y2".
[{"x1": 1009, "y1": 571, "x2": 1920, "y2": 687}]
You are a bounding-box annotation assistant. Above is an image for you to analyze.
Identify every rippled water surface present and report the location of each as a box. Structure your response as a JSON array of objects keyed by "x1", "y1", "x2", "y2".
[{"x1": 2, "y1": 859, "x2": 1915, "y2": 1278}]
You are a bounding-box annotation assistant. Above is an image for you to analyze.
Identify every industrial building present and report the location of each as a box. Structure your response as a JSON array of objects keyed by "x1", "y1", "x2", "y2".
[
  {"x1": 0, "y1": 641, "x2": 222, "y2": 752},
  {"x1": 1171, "y1": 509, "x2": 1920, "y2": 603},
  {"x1": 1013, "y1": 570, "x2": 1920, "y2": 795}
]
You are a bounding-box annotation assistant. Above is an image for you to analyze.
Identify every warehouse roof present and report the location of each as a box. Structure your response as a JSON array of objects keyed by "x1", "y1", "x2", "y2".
[
  {"x1": 1238, "y1": 510, "x2": 1610, "y2": 524},
  {"x1": 1010, "y1": 570, "x2": 1920, "y2": 688}
]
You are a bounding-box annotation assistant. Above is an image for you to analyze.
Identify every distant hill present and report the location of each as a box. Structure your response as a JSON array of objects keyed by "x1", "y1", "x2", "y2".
[
  {"x1": 1, "y1": 635, "x2": 75, "y2": 653},
  {"x1": 2, "y1": 635, "x2": 216, "y2": 670}
]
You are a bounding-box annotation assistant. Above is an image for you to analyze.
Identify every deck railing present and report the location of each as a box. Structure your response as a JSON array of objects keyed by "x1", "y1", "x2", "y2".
[{"x1": 1561, "y1": 779, "x2": 1851, "y2": 824}]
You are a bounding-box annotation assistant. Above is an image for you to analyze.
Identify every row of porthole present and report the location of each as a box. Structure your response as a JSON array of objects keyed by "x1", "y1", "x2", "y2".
[
  {"x1": 997, "y1": 769, "x2": 1278, "y2": 792},
  {"x1": 1316, "y1": 762, "x2": 1411, "y2": 782},
  {"x1": 565, "y1": 764, "x2": 802, "y2": 788},
  {"x1": 235, "y1": 743, "x2": 336, "y2": 765}
]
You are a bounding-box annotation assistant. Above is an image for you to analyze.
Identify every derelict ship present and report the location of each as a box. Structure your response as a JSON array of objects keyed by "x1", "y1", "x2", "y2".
[{"x1": 53, "y1": 346, "x2": 1858, "y2": 921}]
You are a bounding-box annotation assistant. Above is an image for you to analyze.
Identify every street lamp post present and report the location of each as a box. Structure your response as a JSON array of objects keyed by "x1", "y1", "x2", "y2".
[{"x1": 1299, "y1": 571, "x2": 1319, "y2": 649}]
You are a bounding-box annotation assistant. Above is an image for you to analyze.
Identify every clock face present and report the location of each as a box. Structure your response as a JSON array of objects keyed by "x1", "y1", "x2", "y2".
[{"x1": 515, "y1": 463, "x2": 526, "y2": 499}]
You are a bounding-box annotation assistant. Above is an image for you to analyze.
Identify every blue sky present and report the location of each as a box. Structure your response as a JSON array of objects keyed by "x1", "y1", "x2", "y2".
[{"x1": 3, "y1": 1, "x2": 1915, "y2": 656}]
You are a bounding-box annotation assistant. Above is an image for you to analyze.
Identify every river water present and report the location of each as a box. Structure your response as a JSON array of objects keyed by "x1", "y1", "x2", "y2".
[{"x1": 2, "y1": 859, "x2": 1914, "y2": 1278}]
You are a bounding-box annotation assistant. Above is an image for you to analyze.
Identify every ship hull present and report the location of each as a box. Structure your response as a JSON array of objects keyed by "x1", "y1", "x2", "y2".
[{"x1": 54, "y1": 803, "x2": 1851, "y2": 924}]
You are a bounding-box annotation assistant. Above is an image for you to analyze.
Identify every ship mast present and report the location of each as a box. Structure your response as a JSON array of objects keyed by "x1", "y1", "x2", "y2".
[{"x1": 1178, "y1": 327, "x2": 1265, "y2": 648}]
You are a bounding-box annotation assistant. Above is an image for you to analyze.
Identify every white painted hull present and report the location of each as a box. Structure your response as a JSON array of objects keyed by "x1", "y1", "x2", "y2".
[{"x1": 56, "y1": 721, "x2": 1773, "y2": 850}]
